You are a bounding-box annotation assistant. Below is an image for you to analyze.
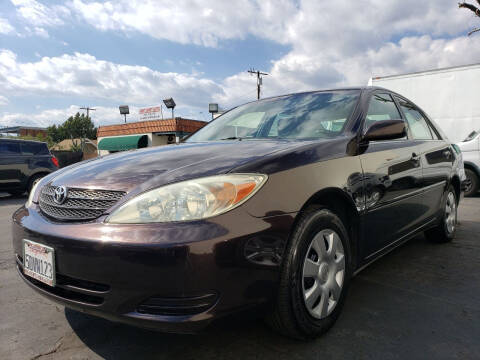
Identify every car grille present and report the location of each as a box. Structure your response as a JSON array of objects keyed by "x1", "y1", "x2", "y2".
[{"x1": 39, "y1": 185, "x2": 126, "y2": 221}]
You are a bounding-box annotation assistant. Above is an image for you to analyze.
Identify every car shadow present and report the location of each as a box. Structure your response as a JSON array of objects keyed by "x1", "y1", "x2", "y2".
[
  {"x1": 64, "y1": 307, "x2": 302, "y2": 359},
  {"x1": 61, "y1": 234, "x2": 425, "y2": 360},
  {"x1": 0, "y1": 193, "x2": 26, "y2": 206}
]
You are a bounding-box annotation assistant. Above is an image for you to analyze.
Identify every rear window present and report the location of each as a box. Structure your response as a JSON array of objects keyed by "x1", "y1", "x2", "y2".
[
  {"x1": 0, "y1": 141, "x2": 21, "y2": 154},
  {"x1": 21, "y1": 142, "x2": 49, "y2": 155}
]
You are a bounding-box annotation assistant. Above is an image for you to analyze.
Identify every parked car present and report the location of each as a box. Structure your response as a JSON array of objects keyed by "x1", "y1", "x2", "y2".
[
  {"x1": 13, "y1": 87, "x2": 463, "y2": 339},
  {"x1": 0, "y1": 138, "x2": 59, "y2": 195},
  {"x1": 457, "y1": 130, "x2": 480, "y2": 196}
]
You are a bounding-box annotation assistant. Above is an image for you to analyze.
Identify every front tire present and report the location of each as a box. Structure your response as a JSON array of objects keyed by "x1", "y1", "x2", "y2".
[
  {"x1": 425, "y1": 185, "x2": 457, "y2": 243},
  {"x1": 267, "y1": 207, "x2": 352, "y2": 340}
]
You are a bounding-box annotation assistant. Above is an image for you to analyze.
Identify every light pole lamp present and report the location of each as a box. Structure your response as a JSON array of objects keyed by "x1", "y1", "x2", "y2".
[
  {"x1": 163, "y1": 98, "x2": 176, "y2": 120},
  {"x1": 163, "y1": 98, "x2": 177, "y2": 143},
  {"x1": 119, "y1": 105, "x2": 129, "y2": 123},
  {"x1": 208, "y1": 103, "x2": 219, "y2": 120}
]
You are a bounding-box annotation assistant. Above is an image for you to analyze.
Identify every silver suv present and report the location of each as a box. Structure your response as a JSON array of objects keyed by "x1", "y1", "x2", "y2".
[{"x1": 458, "y1": 130, "x2": 480, "y2": 196}]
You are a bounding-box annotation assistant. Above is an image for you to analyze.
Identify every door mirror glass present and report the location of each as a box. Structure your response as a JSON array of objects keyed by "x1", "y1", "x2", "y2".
[{"x1": 363, "y1": 120, "x2": 407, "y2": 142}]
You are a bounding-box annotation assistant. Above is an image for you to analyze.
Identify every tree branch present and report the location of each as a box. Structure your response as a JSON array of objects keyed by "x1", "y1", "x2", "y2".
[
  {"x1": 459, "y1": 2, "x2": 480, "y2": 17},
  {"x1": 468, "y1": 27, "x2": 480, "y2": 35}
]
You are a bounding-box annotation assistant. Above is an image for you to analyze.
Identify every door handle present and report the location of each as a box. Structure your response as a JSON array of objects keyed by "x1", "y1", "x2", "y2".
[{"x1": 411, "y1": 153, "x2": 420, "y2": 162}]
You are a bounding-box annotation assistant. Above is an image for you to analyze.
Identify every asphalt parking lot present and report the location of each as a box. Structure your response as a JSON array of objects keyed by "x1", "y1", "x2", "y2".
[{"x1": 1, "y1": 194, "x2": 479, "y2": 360}]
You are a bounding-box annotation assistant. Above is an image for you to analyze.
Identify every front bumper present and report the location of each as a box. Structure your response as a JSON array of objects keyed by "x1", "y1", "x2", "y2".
[{"x1": 12, "y1": 205, "x2": 295, "y2": 333}]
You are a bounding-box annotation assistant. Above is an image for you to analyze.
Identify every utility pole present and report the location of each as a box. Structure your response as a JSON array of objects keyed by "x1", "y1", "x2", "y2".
[
  {"x1": 80, "y1": 106, "x2": 96, "y2": 119},
  {"x1": 248, "y1": 68, "x2": 269, "y2": 100}
]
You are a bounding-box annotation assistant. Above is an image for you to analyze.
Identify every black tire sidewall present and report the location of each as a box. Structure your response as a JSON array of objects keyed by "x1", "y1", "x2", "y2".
[
  {"x1": 464, "y1": 169, "x2": 479, "y2": 197},
  {"x1": 287, "y1": 208, "x2": 352, "y2": 337}
]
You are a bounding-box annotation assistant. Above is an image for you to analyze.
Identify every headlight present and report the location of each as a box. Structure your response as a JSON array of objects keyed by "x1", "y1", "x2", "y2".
[
  {"x1": 106, "y1": 174, "x2": 267, "y2": 224},
  {"x1": 26, "y1": 180, "x2": 41, "y2": 208}
]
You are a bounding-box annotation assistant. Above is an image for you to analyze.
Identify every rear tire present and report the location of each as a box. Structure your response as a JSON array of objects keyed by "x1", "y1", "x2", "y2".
[
  {"x1": 425, "y1": 185, "x2": 457, "y2": 243},
  {"x1": 464, "y1": 169, "x2": 478, "y2": 197},
  {"x1": 267, "y1": 206, "x2": 352, "y2": 340}
]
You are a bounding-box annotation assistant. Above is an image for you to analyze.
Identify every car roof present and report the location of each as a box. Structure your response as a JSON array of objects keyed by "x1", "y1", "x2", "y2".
[
  {"x1": 242, "y1": 86, "x2": 390, "y2": 104},
  {"x1": 0, "y1": 137, "x2": 47, "y2": 144}
]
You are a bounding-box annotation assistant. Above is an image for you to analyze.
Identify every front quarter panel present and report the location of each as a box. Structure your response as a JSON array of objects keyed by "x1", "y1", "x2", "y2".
[{"x1": 242, "y1": 155, "x2": 364, "y2": 217}]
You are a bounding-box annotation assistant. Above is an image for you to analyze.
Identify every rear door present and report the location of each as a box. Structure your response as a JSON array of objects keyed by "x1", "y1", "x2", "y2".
[
  {"x1": 21, "y1": 141, "x2": 53, "y2": 172},
  {"x1": 359, "y1": 92, "x2": 425, "y2": 260},
  {"x1": 0, "y1": 140, "x2": 24, "y2": 190},
  {"x1": 395, "y1": 97, "x2": 452, "y2": 220}
]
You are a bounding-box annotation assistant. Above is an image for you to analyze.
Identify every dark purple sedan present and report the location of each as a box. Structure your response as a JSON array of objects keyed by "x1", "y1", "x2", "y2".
[{"x1": 13, "y1": 87, "x2": 464, "y2": 339}]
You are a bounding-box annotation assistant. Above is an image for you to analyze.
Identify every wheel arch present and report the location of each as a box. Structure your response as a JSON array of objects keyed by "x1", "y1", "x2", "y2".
[
  {"x1": 464, "y1": 161, "x2": 480, "y2": 177},
  {"x1": 27, "y1": 171, "x2": 51, "y2": 190},
  {"x1": 294, "y1": 187, "x2": 361, "y2": 270},
  {"x1": 29, "y1": 171, "x2": 51, "y2": 182},
  {"x1": 450, "y1": 175, "x2": 461, "y2": 203}
]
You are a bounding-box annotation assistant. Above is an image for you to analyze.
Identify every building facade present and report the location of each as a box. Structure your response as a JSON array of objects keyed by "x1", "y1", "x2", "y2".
[
  {"x1": 96, "y1": 118, "x2": 207, "y2": 155},
  {"x1": 0, "y1": 126, "x2": 47, "y2": 138}
]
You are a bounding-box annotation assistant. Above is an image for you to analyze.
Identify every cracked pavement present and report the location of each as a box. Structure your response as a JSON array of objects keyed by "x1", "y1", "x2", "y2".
[{"x1": 1, "y1": 193, "x2": 479, "y2": 359}]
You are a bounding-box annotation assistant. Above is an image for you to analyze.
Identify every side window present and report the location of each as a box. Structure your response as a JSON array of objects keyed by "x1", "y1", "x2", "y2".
[
  {"x1": 21, "y1": 142, "x2": 49, "y2": 155},
  {"x1": 0, "y1": 141, "x2": 21, "y2": 154},
  {"x1": 365, "y1": 93, "x2": 402, "y2": 129},
  {"x1": 396, "y1": 99, "x2": 433, "y2": 140}
]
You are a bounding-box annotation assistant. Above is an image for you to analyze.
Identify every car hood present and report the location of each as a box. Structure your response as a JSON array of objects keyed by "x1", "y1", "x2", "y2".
[{"x1": 49, "y1": 140, "x2": 308, "y2": 193}]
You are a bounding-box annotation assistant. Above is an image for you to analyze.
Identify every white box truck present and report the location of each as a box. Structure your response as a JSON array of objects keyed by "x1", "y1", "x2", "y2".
[{"x1": 369, "y1": 63, "x2": 480, "y2": 196}]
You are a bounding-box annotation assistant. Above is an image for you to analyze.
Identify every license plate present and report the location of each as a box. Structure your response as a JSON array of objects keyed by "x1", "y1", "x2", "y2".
[{"x1": 23, "y1": 239, "x2": 55, "y2": 287}]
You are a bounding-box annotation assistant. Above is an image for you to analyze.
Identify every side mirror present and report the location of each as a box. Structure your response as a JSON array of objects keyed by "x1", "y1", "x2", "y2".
[{"x1": 363, "y1": 120, "x2": 406, "y2": 142}]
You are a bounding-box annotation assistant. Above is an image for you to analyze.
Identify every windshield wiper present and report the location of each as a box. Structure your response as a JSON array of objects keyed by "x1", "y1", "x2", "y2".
[{"x1": 219, "y1": 136, "x2": 243, "y2": 141}]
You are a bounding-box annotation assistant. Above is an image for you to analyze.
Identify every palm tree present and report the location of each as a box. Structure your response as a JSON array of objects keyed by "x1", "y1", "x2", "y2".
[{"x1": 459, "y1": 1, "x2": 480, "y2": 35}]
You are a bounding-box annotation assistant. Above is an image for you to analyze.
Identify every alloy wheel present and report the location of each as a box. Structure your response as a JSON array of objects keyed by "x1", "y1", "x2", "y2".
[
  {"x1": 445, "y1": 191, "x2": 456, "y2": 234},
  {"x1": 302, "y1": 229, "x2": 345, "y2": 319},
  {"x1": 464, "y1": 178, "x2": 473, "y2": 194}
]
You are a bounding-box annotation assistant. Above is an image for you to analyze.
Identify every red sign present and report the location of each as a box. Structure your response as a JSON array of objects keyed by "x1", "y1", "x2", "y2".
[{"x1": 139, "y1": 106, "x2": 162, "y2": 120}]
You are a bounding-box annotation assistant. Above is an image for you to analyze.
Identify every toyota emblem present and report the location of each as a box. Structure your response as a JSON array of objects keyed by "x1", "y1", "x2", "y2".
[{"x1": 53, "y1": 186, "x2": 68, "y2": 205}]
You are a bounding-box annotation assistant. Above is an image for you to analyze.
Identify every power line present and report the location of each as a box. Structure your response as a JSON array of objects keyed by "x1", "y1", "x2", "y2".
[
  {"x1": 223, "y1": 89, "x2": 257, "y2": 109},
  {"x1": 247, "y1": 68, "x2": 269, "y2": 100},
  {"x1": 80, "y1": 106, "x2": 96, "y2": 119}
]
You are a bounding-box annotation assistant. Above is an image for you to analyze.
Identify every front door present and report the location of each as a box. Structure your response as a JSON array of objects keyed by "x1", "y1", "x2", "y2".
[{"x1": 359, "y1": 93, "x2": 424, "y2": 261}]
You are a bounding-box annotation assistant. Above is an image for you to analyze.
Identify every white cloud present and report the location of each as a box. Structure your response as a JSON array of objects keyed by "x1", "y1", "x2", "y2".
[
  {"x1": 69, "y1": 0, "x2": 296, "y2": 47},
  {"x1": 0, "y1": 95, "x2": 9, "y2": 106},
  {"x1": 0, "y1": 50, "x2": 223, "y2": 108},
  {"x1": 10, "y1": 0, "x2": 70, "y2": 38},
  {"x1": 0, "y1": 17, "x2": 15, "y2": 34},
  {"x1": 11, "y1": 0, "x2": 70, "y2": 27},
  {"x1": 3, "y1": 0, "x2": 480, "y2": 127},
  {"x1": 64, "y1": 0, "x2": 480, "y2": 100},
  {"x1": 216, "y1": 0, "x2": 480, "y2": 105},
  {"x1": 23, "y1": 25, "x2": 49, "y2": 38}
]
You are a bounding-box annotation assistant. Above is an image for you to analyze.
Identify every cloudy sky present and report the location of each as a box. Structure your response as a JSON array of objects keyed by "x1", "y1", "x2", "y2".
[{"x1": 1, "y1": 0, "x2": 479, "y2": 128}]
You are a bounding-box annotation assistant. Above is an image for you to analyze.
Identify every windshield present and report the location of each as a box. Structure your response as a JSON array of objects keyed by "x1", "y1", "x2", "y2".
[{"x1": 187, "y1": 91, "x2": 360, "y2": 142}]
